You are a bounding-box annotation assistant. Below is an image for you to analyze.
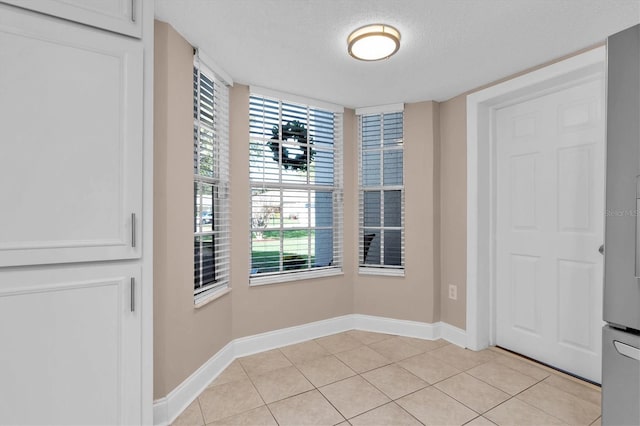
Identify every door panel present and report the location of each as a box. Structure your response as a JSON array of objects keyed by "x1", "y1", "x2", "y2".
[
  {"x1": 510, "y1": 254, "x2": 540, "y2": 335},
  {"x1": 510, "y1": 154, "x2": 539, "y2": 230},
  {"x1": 496, "y1": 77, "x2": 605, "y2": 382},
  {"x1": 0, "y1": 264, "x2": 141, "y2": 425},
  {"x1": 557, "y1": 146, "x2": 592, "y2": 232},
  {"x1": 0, "y1": 0, "x2": 142, "y2": 38},
  {"x1": 0, "y1": 5, "x2": 142, "y2": 267},
  {"x1": 557, "y1": 259, "x2": 595, "y2": 350}
]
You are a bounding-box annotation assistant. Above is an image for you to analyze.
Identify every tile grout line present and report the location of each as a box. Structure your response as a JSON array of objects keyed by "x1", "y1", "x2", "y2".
[
  {"x1": 279, "y1": 344, "x2": 350, "y2": 424},
  {"x1": 236, "y1": 353, "x2": 281, "y2": 426},
  {"x1": 195, "y1": 397, "x2": 205, "y2": 426},
  {"x1": 461, "y1": 414, "x2": 486, "y2": 426},
  {"x1": 429, "y1": 368, "x2": 505, "y2": 417},
  {"x1": 295, "y1": 335, "x2": 425, "y2": 423},
  {"x1": 477, "y1": 374, "x2": 570, "y2": 425},
  {"x1": 345, "y1": 393, "x2": 427, "y2": 426},
  {"x1": 397, "y1": 353, "x2": 550, "y2": 423},
  {"x1": 462, "y1": 357, "x2": 550, "y2": 395},
  {"x1": 510, "y1": 377, "x2": 600, "y2": 425},
  {"x1": 356, "y1": 367, "x2": 428, "y2": 425},
  {"x1": 492, "y1": 347, "x2": 601, "y2": 390}
]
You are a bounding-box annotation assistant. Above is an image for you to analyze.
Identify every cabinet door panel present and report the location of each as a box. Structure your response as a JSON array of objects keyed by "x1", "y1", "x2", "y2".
[
  {"x1": 0, "y1": 5, "x2": 142, "y2": 266},
  {"x1": 0, "y1": 263, "x2": 141, "y2": 425},
  {"x1": 0, "y1": 0, "x2": 142, "y2": 38}
]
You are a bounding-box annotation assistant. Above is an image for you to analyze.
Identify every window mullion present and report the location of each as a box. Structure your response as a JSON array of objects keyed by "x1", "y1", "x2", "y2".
[
  {"x1": 278, "y1": 101, "x2": 284, "y2": 273},
  {"x1": 307, "y1": 106, "x2": 311, "y2": 186},
  {"x1": 307, "y1": 189, "x2": 312, "y2": 269},
  {"x1": 279, "y1": 187, "x2": 284, "y2": 272},
  {"x1": 380, "y1": 188, "x2": 385, "y2": 265},
  {"x1": 199, "y1": 183, "x2": 204, "y2": 234},
  {"x1": 379, "y1": 114, "x2": 385, "y2": 265},
  {"x1": 196, "y1": 69, "x2": 202, "y2": 177},
  {"x1": 198, "y1": 184, "x2": 204, "y2": 285}
]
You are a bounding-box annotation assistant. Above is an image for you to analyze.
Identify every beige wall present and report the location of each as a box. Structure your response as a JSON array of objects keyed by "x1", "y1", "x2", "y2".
[
  {"x1": 153, "y1": 21, "x2": 233, "y2": 399},
  {"x1": 439, "y1": 95, "x2": 467, "y2": 329},
  {"x1": 353, "y1": 102, "x2": 442, "y2": 324}
]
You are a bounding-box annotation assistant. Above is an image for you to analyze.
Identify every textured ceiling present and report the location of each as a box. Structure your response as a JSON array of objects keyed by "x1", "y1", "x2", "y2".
[{"x1": 155, "y1": 0, "x2": 640, "y2": 109}]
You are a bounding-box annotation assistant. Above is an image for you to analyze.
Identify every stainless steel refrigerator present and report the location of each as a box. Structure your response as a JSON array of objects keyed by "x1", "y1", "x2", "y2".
[{"x1": 603, "y1": 24, "x2": 640, "y2": 426}]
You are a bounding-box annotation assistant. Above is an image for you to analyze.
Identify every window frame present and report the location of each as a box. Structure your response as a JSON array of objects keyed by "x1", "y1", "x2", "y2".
[
  {"x1": 357, "y1": 106, "x2": 405, "y2": 275},
  {"x1": 248, "y1": 88, "x2": 344, "y2": 286},
  {"x1": 193, "y1": 55, "x2": 231, "y2": 302}
]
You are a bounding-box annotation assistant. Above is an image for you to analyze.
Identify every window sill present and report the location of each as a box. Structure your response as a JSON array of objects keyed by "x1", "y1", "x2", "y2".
[
  {"x1": 358, "y1": 267, "x2": 405, "y2": 277},
  {"x1": 250, "y1": 268, "x2": 343, "y2": 287},
  {"x1": 195, "y1": 286, "x2": 231, "y2": 308}
]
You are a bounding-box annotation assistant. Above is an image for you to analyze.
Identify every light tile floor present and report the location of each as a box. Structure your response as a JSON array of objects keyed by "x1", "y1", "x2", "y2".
[{"x1": 172, "y1": 330, "x2": 602, "y2": 426}]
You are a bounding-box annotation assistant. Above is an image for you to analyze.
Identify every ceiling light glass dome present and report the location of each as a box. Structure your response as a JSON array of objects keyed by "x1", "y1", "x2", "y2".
[{"x1": 347, "y1": 24, "x2": 401, "y2": 61}]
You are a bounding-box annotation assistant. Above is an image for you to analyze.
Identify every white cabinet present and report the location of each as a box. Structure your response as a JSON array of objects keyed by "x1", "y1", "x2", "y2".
[
  {"x1": 0, "y1": 0, "x2": 142, "y2": 38},
  {"x1": 0, "y1": 263, "x2": 142, "y2": 425},
  {"x1": 0, "y1": 3, "x2": 150, "y2": 424},
  {"x1": 0, "y1": 4, "x2": 143, "y2": 267}
]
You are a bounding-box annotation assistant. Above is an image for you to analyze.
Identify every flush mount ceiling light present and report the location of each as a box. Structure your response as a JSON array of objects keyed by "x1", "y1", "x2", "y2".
[{"x1": 347, "y1": 24, "x2": 401, "y2": 61}]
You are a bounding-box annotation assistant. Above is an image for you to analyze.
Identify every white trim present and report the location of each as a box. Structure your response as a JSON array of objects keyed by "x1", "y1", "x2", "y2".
[
  {"x1": 195, "y1": 48, "x2": 233, "y2": 86},
  {"x1": 466, "y1": 46, "x2": 606, "y2": 351},
  {"x1": 233, "y1": 315, "x2": 354, "y2": 357},
  {"x1": 353, "y1": 314, "x2": 440, "y2": 340},
  {"x1": 250, "y1": 269, "x2": 343, "y2": 287},
  {"x1": 353, "y1": 315, "x2": 466, "y2": 348},
  {"x1": 141, "y1": 2, "x2": 154, "y2": 424},
  {"x1": 250, "y1": 85, "x2": 344, "y2": 113},
  {"x1": 154, "y1": 341, "x2": 235, "y2": 426},
  {"x1": 152, "y1": 314, "x2": 467, "y2": 425},
  {"x1": 355, "y1": 103, "x2": 404, "y2": 116},
  {"x1": 440, "y1": 322, "x2": 468, "y2": 348},
  {"x1": 358, "y1": 267, "x2": 405, "y2": 277},
  {"x1": 194, "y1": 286, "x2": 231, "y2": 308},
  {"x1": 152, "y1": 397, "x2": 168, "y2": 426}
]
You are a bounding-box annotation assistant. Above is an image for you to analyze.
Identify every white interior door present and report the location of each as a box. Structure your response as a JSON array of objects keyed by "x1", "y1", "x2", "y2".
[{"x1": 495, "y1": 77, "x2": 605, "y2": 383}]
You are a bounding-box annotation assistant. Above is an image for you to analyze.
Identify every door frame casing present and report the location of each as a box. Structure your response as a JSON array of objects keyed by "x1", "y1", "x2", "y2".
[{"x1": 466, "y1": 46, "x2": 606, "y2": 350}]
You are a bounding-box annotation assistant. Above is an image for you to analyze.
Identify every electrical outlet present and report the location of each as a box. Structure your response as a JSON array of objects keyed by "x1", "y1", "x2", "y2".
[{"x1": 448, "y1": 284, "x2": 457, "y2": 300}]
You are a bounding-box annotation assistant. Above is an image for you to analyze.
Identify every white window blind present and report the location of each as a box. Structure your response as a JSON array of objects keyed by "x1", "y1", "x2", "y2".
[
  {"x1": 193, "y1": 56, "x2": 230, "y2": 300},
  {"x1": 358, "y1": 111, "x2": 404, "y2": 271},
  {"x1": 249, "y1": 93, "x2": 343, "y2": 283}
]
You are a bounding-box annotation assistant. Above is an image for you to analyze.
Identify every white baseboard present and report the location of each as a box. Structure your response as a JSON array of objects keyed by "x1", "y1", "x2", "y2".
[
  {"x1": 354, "y1": 314, "x2": 442, "y2": 339},
  {"x1": 154, "y1": 341, "x2": 235, "y2": 426},
  {"x1": 233, "y1": 315, "x2": 354, "y2": 358},
  {"x1": 153, "y1": 315, "x2": 467, "y2": 425},
  {"x1": 440, "y1": 322, "x2": 467, "y2": 348},
  {"x1": 152, "y1": 397, "x2": 167, "y2": 426},
  {"x1": 354, "y1": 315, "x2": 467, "y2": 348}
]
